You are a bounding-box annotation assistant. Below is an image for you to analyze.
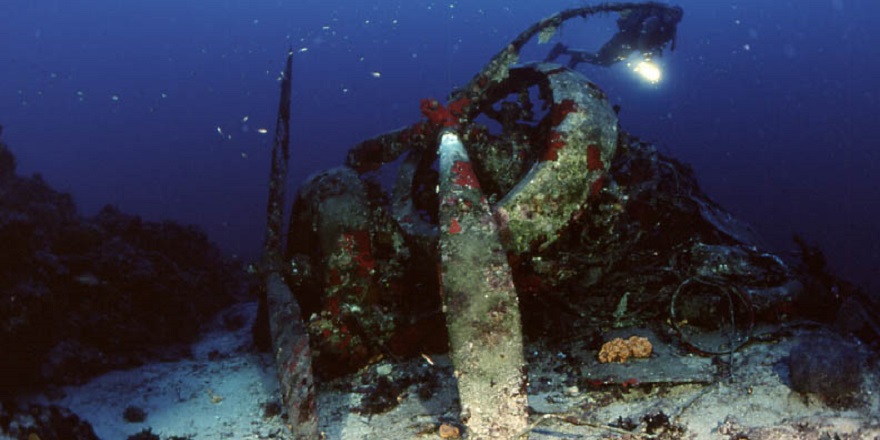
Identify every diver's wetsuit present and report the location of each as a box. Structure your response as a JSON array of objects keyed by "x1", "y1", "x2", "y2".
[{"x1": 546, "y1": 4, "x2": 683, "y2": 68}]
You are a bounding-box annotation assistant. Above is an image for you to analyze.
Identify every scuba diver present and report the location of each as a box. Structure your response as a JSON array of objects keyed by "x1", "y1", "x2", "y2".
[{"x1": 546, "y1": 3, "x2": 683, "y2": 68}]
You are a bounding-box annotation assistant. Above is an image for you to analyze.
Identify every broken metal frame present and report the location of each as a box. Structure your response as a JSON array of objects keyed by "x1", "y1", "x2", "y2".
[
  {"x1": 344, "y1": 61, "x2": 620, "y2": 436},
  {"x1": 261, "y1": 50, "x2": 319, "y2": 439},
  {"x1": 451, "y1": 2, "x2": 679, "y2": 107},
  {"x1": 262, "y1": 3, "x2": 682, "y2": 438}
]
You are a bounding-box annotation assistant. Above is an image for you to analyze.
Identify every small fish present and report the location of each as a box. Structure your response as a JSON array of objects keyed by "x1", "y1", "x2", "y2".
[{"x1": 421, "y1": 353, "x2": 435, "y2": 366}]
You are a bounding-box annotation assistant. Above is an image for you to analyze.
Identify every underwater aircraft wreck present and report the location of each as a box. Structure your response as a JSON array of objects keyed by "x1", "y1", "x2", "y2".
[{"x1": 257, "y1": 2, "x2": 879, "y2": 439}]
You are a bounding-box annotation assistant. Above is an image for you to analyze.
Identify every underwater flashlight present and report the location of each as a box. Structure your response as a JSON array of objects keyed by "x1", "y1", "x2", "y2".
[{"x1": 631, "y1": 59, "x2": 662, "y2": 84}]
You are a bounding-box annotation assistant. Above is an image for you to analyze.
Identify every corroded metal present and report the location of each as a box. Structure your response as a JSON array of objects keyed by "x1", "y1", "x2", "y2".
[
  {"x1": 261, "y1": 50, "x2": 319, "y2": 438},
  {"x1": 452, "y1": 2, "x2": 677, "y2": 105},
  {"x1": 268, "y1": 3, "x2": 822, "y2": 435},
  {"x1": 285, "y1": 167, "x2": 415, "y2": 379},
  {"x1": 437, "y1": 130, "x2": 528, "y2": 438},
  {"x1": 265, "y1": 273, "x2": 318, "y2": 437},
  {"x1": 263, "y1": 50, "x2": 294, "y2": 271},
  {"x1": 491, "y1": 63, "x2": 618, "y2": 255}
]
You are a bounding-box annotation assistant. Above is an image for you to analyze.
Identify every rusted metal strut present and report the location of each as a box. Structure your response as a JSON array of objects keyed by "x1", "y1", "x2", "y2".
[{"x1": 261, "y1": 50, "x2": 319, "y2": 439}]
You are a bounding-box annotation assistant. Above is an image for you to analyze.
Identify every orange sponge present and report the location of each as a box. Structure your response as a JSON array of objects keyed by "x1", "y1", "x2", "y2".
[{"x1": 598, "y1": 336, "x2": 653, "y2": 363}]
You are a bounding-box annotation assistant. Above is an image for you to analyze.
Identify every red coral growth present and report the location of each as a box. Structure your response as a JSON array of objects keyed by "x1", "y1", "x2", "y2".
[
  {"x1": 340, "y1": 231, "x2": 375, "y2": 277},
  {"x1": 448, "y1": 218, "x2": 462, "y2": 234},
  {"x1": 586, "y1": 378, "x2": 606, "y2": 389},
  {"x1": 336, "y1": 324, "x2": 352, "y2": 350},
  {"x1": 286, "y1": 338, "x2": 309, "y2": 373},
  {"x1": 448, "y1": 97, "x2": 470, "y2": 115},
  {"x1": 590, "y1": 177, "x2": 604, "y2": 197},
  {"x1": 621, "y1": 378, "x2": 640, "y2": 389},
  {"x1": 326, "y1": 297, "x2": 340, "y2": 316},
  {"x1": 587, "y1": 144, "x2": 603, "y2": 171},
  {"x1": 543, "y1": 131, "x2": 566, "y2": 161},
  {"x1": 327, "y1": 268, "x2": 342, "y2": 286},
  {"x1": 550, "y1": 99, "x2": 578, "y2": 127},
  {"x1": 420, "y1": 99, "x2": 447, "y2": 125},
  {"x1": 451, "y1": 160, "x2": 481, "y2": 189},
  {"x1": 420, "y1": 97, "x2": 471, "y2": 127}
]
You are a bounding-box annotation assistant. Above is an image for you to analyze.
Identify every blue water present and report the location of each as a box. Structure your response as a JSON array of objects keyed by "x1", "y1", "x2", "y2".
[{"x1": 2, "y1": 0, "x2": 877, "y2": 290}]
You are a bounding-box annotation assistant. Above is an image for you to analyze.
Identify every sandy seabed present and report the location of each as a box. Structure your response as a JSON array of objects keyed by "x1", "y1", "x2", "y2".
[{"x1": 14, "y1": 303, "x2": 880, "y2": 440}]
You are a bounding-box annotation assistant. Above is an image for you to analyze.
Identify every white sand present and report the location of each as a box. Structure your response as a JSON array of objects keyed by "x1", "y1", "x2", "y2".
[
  {"x1": 25, "y1": 302, "x2": 291, "y2": 439},
  {"x1": 19, "y1": 303, "x2": 880, "y2": 439}
]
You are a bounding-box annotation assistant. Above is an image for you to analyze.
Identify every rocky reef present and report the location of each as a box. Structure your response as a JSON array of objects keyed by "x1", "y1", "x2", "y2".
[{"x1": 0, "y1": 140, "x2": 248, "y2": 393}]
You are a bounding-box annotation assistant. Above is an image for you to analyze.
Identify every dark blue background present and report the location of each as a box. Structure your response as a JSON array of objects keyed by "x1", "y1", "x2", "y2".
[{"x1": 2, "y1": 0, "x2": 877, "y2": 290}]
